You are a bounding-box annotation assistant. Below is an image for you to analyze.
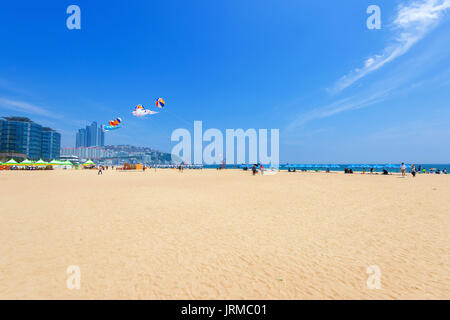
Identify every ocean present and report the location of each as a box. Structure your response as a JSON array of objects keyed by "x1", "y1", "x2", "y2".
[{"x1": 203, "y1": 164, "x2": 450, "y2": 173}]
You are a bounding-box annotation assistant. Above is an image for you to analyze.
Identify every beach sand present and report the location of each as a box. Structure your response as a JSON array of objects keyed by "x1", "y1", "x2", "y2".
[{"x1": 0, "y1": 169, "x2": 448, "y2": 299}]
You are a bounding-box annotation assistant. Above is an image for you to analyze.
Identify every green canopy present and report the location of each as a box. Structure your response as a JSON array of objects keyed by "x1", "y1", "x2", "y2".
[
  {"x1": 83, "y1": 159, "x2": 96, "y2": 166},
  {"x1": 19, "y1": 159, "x2": 33, "y2": 165},
  {"x1": 34, "y1": 159, "x2": 48, "y2": 166},
  {"x1": 62, "y1": 160, "x2": 73, "y2": 165},
  {"x1": 49, "y1": 159, "x2": 61, "y2": 165},
  {"x1": 3, "y1": 158, "x2": 19, "y2": 165}
]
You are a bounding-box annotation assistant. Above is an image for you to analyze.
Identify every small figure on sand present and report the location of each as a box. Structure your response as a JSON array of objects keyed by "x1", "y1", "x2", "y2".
[
  {"x1": 400, "y1": 163, "x2": 406, "y2": 177},
  {"x1": 98, "y1": 165, "x2": 103, "y2": 175},
  {"x1": 411, "y1": 164, "x2": 416, "y2": 177}
]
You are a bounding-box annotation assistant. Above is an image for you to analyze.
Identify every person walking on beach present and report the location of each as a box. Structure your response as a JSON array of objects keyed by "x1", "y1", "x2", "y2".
[
  {"x1": 411, "y1": 164, "x2": 416, "y2": 177},
  {"x1": 98, "y1": 165, "x2": 103, "y2": 175},
  {"x1": 400, "y1": 163, "x2": 406, "y2": 177},
  {"x1": 252, "y1": 164, "x2": 257, "y2": 176}
]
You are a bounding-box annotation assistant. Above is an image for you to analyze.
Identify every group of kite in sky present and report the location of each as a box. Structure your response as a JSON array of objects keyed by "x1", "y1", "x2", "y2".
[{"x1": 102, "y1": 97, "x2": 165, "y2": 132}]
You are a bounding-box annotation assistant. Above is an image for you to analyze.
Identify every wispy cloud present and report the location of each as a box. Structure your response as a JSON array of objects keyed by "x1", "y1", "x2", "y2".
[
  {"x1": 286, "y1": 88, "x2": 393, "y2": 131},
  {"x1": 287, "y1": 59, "x2": 450, "y2": 131},
  {"x1": 285, "y1": 0, "x2": 450, "y2": 131},
  {"x1": 331, "y1": 0, "x2": 450, "y2": 93},
  {"x1": 0, "y1": 97, "x2": 61, "y2": 119}
]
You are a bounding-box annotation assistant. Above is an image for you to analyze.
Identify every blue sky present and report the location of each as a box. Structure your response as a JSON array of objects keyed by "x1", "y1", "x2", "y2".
[{"x1": 0, "y1": 0, "x2": 449, "y2": 163}]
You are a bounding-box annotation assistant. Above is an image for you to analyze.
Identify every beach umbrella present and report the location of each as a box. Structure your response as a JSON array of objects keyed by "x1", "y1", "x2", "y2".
[
  {"x1": 3, "y1": 158, "x2": 19, "y2": 166},
  {"x1": 63, "y1": 160, "x2": 73, "y2": 165}
]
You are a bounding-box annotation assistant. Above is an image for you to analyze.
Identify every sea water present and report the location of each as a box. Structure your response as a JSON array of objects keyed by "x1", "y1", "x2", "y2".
[{"x1": 203, "y1": 164, "x2": 450, "y2": 173}]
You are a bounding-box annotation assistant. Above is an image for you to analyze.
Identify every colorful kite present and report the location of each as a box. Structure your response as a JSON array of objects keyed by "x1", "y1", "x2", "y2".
[
  {"x1": 132, "y1": 104, "x2": 158, "y2": 117},
  {"x1": 102, "y1": 117, "x2": 122, "y2": 132},
  {"x1": 155, "y1": 97, "x2": 165, "y2": 108},
  {"x1": 109, "y1": 118, "x2": 122, "y2": 126}
]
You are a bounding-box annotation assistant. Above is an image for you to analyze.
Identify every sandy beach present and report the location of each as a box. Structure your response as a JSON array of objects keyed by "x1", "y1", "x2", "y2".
[{"x1": 0, "y1": 169, "x2": 448, "y2": 299}]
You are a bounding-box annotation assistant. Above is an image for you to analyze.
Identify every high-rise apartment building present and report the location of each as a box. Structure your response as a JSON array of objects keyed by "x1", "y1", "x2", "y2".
[
  {"x1": 75, "y1": 122, "x2": 104, "y2": 147},
  {"x1": 97, "y1": 127, "x2": 105, "y2": 147},
  {"x1": 41, "y1": 127, "x2": 61, "y2": 160},
  {"x1": 76, "y1": 128, "x2": 87, "y2": 148},
  {"x1": 0, "y1": 117, "x2": 61, "y2": 160}
]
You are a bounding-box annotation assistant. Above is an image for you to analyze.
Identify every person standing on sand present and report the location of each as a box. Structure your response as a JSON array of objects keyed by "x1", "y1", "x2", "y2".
[
  {"x1": 411, "y1": 164, "x2": 416, "y2": 177},
  {"x1": 98, "y1": 165, "x2": 103, "y2": 175},
  {"x1": 400, "y1": 163, "x2": 406, "y2": 177}
]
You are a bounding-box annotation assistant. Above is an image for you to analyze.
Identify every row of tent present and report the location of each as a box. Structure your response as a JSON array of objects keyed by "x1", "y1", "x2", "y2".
[{"x1": 0, "y1": 158, "x2": 96, "y2": 167}]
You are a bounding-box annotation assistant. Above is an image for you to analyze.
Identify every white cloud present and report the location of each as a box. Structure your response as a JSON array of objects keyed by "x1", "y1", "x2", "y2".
[
  {"x1": 286, "y1": 88, "x2": 393, "y2": 131},
  {"x1": 0, "y1": 97, "x2": 61, "y2": 119},
  {"x1": 331, "y1": 0, "x2": 450, "y2": 93}
]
